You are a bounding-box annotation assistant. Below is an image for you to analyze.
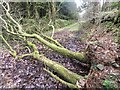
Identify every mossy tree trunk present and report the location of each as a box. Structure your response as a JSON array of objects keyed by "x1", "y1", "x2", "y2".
[{"x1": 22, "y1": 33, "x2": 87, "y2": 63}]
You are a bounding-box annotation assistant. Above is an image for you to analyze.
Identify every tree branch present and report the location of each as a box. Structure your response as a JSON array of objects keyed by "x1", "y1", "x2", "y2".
[
  {"x1": 0, "y1": 35, "x2": 16, "y2": 57},
  {"x1": 43, "y1": 68, "x2": 78, "y2": 89}
]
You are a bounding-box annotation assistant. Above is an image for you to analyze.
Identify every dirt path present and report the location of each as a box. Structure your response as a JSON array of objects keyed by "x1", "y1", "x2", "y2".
[
  {"x1": 47, "y1": 23, "x2": 80, "y2": 36},
  {"x1": 56, "y1": 23, "x2": 79, "y2": 32}
]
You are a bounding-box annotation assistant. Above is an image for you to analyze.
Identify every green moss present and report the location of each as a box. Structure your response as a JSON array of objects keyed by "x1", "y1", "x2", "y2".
[
  {"x1": 102, "y1": 79, "x2": 118, "y2": 89},
  {"x1": 44, "y1": 68, "x2": 78, "y2": 89},
  {"x1": 33, "y1": 34, "x2": 87, "y2": 63},
  {"x1": 41, "y1": 55, "x2": 82, "y2": 84}
]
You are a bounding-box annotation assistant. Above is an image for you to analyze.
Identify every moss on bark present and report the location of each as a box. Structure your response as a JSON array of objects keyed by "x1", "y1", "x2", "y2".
[
  {"x1": 27, "y1": 41, "x2": 85, "y2": 88},
  {"x1": 22, "y1": 33, "x2": 87, "y2": 63}
]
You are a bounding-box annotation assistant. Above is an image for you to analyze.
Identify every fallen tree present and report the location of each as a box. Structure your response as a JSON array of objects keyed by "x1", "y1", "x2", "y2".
[
  {"x1": 22, "y1": 33, "x2": 87, "y2": 62},
  {"x1": 0, "y1": 1, "x2": 87, "y2": 89},
  {"x1": 1, "y1": 33, "x2": 85, "y2": 89}
]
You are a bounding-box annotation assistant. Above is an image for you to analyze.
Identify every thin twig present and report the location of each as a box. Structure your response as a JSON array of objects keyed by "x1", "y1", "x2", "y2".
[
  {"x1": 0, "y1": 35, "x2": 17, "y2": 57},
  {"x1": 48, "y1": 19, "x2": 55, "y2": 38}
]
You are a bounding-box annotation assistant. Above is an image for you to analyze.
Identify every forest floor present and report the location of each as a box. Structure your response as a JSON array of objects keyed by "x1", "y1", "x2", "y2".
[
  {"x1": 0, "y1": 24, "x2": 89, "y2": 89},
  {"x1": 0, "y1": 23, "x2": 120, "y2": 89}
]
